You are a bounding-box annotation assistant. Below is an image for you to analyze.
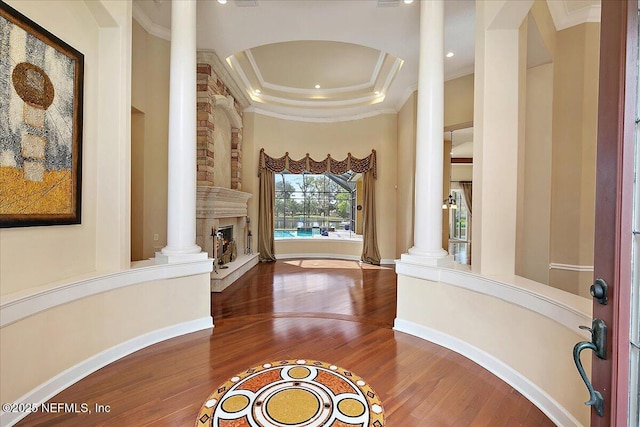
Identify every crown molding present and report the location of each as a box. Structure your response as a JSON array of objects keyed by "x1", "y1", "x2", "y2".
[
  {"x1": 255, "y1": 92, "x2": 381, "y2": 108},
  {"x1": 244, "y1": 49, "x2": 387, "y2": 95},
  {"x1": 445, "y1": 67, "x2": 475, "y2": 83},
  {"x1": 545, "y1": 0, "x2": 601, "y2": 31},
  {"x1": 381, "y1": 57, "x2": 403, "y2": 95},
  {"x1": 244, "y1": 106, "x2": 397, "y2": 123},
  {"x1": 395, "y1": 83, "x2": 418, "y2": 111},
  {"x1": 132, "y1": 2, "x2": 170, "y2": 41},
  {"x1": 198, "y1": 50, "x2": 252, "y2": 110}
]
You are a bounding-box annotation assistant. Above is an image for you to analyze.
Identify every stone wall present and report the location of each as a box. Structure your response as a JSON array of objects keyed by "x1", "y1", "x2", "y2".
[{"x1": 196, "y1": 63, "x2": 243, "y2": 189}]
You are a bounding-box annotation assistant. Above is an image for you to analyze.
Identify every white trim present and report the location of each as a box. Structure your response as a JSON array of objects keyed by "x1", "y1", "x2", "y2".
[
  {"x1": 243, "y1": 106, "x2": 397, "y2": 123},
  {"x1": 395, "y1": 83, "x2": 418, "y2": 111},
  {"x1": 393, "y1": 319, "x2": 583, "y2": 427},
  {"x1": 0, "y1": 260, "x2": 213, "y2": 327},
  {"x1": 197, "y1": 50, "x2": 252, "y2": 110},
  {"x1": 227, "y1": 55, "x2": 256, "y2": 99},
  {"x1": 131, "y1": 3, "x2": 170, "y2": 41},
  {"x1": 545, "y1": 1, "x2": 601, "y2": 31},
  {"x1": 275, "y1": 237, "x2": 363, "y2": 243},
  {"x1": 369, "y1": 52, "x2": 386, "y2": 88},
  {"x1": 245, "y1": 49, "x2": 268, "y2": 89},
  {"x1": 444, "y1": 67, "x2": 475, "y2": 83},
  {"x1": 549, "y1": 263, "x2": 594, "y2": 272},
  {"x1": 275, "y1": 253, "x2": 395, "y2": 266},
  {"x1": 255, "y1": 92, "x2": 380, "y2": 108},
  {"x1": 245, "y1": 50, "x2": 387, "y2": 95},
  {"x1": 380, "y1": 57, "x2": 404, "y2": 94},
  {"x1": 395, "y1": 260, "x2": 592, "y2": 338},
  {"x1": 0, "y1": 317, "x2": 213, "y2": 427},
  {"x1": 277, "y1": 253, "x2": 362, "y2": 262}
]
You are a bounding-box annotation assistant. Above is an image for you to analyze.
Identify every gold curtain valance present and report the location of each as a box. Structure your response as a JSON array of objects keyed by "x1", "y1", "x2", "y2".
[{"x1": 259, "y1": 149, "x2": 377, "y2": 179}]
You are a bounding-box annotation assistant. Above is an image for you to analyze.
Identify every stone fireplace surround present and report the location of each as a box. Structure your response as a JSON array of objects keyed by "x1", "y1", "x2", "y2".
[{"x1": 196, "y1": 186, "x2": 258, "y2": 292}]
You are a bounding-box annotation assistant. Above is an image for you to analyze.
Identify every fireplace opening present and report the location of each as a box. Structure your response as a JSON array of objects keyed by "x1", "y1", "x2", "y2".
[{"x1": 215, "y1": 225, "x2": 235, "y2": 265}]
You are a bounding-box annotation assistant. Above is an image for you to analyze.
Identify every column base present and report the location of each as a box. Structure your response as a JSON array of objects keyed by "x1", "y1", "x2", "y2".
[
  {"x1": 401, "y1": 249, "x2": 454, "y2": 267},
  {"x1": 155, "y1": 251, "x2": 209, "y2": 264}
]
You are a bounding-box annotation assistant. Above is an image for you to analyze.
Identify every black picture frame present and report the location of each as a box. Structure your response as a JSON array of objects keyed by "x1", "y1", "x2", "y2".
[{"x1": 0, "y1": 1, "x2": 84, "y2": 228}]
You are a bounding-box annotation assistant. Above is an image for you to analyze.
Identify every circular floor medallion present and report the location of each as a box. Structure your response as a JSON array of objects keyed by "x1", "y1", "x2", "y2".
[{"x1": 196, "y1": 359, "x2": 385, "y2": 427}]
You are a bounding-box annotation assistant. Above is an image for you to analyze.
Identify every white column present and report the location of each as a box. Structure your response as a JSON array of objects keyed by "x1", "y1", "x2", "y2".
[
  {"x1": 402, "y1": 0, "x2": 451, "y2": 266},
  {"x1": 157, "y1": 0, "x2": 207, "y2": 263}
]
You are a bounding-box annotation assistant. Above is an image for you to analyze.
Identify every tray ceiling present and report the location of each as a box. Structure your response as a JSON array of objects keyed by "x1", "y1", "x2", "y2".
[{"x1": 133, "y1": 0, "x2": 600, "y2": 121}]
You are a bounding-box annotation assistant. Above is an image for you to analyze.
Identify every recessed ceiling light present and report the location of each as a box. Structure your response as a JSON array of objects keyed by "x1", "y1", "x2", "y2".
[
  {"x1": 446, "y1": 52, "x2": 455, "y2": 58},
  {"x1": 404, "y1": 0, "x2": 414, "y2": 4},
  {"x1": 375, "y1": 91, "x2": 381, "y2": 95},
  {"x1": 314, "y1": 84, "x2": 321, "y2": 89},
  {"x1": 218, "y1": 0, "x2": 227, "y2": 4},
  {"x1": 254, "y1": 89, "x2": 261, "y2": 94}
]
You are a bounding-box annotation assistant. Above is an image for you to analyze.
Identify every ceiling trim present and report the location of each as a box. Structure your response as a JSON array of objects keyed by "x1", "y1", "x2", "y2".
[
  {"x1": 244, "y1": 49, "x2": 387, "y2": 95},
  {"x1": 395, "y1": 83, "x2": 418, "y2": 111},
  {"x1": 545, "y1": 0, "x2": 601, "y2": 31},
  {"x1": 245, "y1": 106, "x2": 397, "y2": 123},
  {"x1": 380, "y1": 57, "x2": 404, "y2": 95},
  {"x1": 228, "y1": 55, "x2": 262, "y2": 99},
  {"x1": 254, "y1": 92, "x2": 382, "y2": 108},
  {"x1": 132, "y1": 2, "x2": 170, "y2": 40},
  {"x1": 198, "y1": 50, "x2": 252, "y2": 109},
  {"x1": 444, "y1": 66, "x2": 475, "y2": 83}
]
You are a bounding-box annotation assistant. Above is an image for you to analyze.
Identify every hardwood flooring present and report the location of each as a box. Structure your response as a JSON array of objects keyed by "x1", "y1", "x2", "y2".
[{"x1": 17, "y1": 259, "x2": 554, "y2": 426}]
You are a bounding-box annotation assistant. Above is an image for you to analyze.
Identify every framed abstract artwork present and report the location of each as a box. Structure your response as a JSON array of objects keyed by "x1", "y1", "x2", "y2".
[{"x1": 0, "y1": 1, "x2": 84, "y2": 228}]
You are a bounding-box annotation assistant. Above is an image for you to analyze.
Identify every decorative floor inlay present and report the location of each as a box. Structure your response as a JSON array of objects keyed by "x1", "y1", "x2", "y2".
[{"x1": 196, "y1": 359, "x2": 385, "y2": 427}]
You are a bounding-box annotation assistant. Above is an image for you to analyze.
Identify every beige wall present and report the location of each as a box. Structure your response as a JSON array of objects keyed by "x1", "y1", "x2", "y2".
[
  {"x1": 131, "y1": 21, "x2": 170, "y2": 260},
  {"x1": 131, "y1": 110, "x2": 145, "y2": 261},
  {"x1": 0, "y1": 0, "x2": 131, "y2": 294},
  {"x1": 0, "y1": 7, "x2": 214, "y2": 416},
  {"x1": 131, "y1": 20, "x2": 147, "y2": 113},
  {"x1": 396, "y1": 92, "x2": 417, "y2": 256},
  {"x1": 549, "y1": 23, "x2": 600, "y2": 296},
  {"x1": 451, "y1": 164, "x2": 473, "y2": 182},
  {"x1": 396, "y1": 275, "x2": 590, "y2": 426},
  {"x1": 242, "y1": 112, "x2": 397, "y2": 261},
  {"x1": 444, "y1": 74, "x2": 475, "y2": 128},
  {"x1": 0, "y1": 273, "x2": 210, "y2": 404},
  {"x1": 395, "y1": 76, "x2": 474, "y2": 257},
  {"x1": 275, "y1": 240, "x2": 364, "y2": 259},
  {"x1": 516, "y1": 63, "x2": 553, "y2": 284}
]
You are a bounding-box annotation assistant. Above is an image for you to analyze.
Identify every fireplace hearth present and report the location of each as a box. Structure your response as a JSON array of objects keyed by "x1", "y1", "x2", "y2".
[{"x1": 197, "y1": 186, "x2": 258, "y2": 291}]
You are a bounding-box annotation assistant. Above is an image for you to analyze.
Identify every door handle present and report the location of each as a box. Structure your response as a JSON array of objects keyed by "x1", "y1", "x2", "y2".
[{"x1": 573, "y1": 318, "x2": 606, "y2": 417}]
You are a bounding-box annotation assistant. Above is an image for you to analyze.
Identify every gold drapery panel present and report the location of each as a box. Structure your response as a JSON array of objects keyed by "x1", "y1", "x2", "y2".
[
  {"x1": 257, "y1": 168, "x2": 276, "y2": 262},
  {"x1": 259, "y1": 149, "x2": 377, "y2": 178},
  {"x1": 257, "y1": 148, "x2": 381, "y2": 265},
  {"x1": 361, "y1": 170, "x2": 381, "y2": 265}
]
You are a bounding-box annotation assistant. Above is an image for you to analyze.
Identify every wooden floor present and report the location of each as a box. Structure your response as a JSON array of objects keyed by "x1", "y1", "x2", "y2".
[{"x1": 18, "y1": 259, "x2": 554, "y2": 426}]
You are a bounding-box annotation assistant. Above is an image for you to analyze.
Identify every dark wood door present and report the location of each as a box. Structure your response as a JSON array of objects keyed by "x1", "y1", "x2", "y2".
[{"x1": 590, "y1": 0, "x2": 638, "y2": 425}]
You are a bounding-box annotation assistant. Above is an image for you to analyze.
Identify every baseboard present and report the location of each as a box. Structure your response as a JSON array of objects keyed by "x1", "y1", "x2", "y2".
[
  {"x1": 275, "y1": 254, "x2": 395, "y2": 266},
  {"x1": 276, "y1": 253, "x2": 361, "y2": 262},
  {"x1": 393, "y1": 318, "x2": 583, "y2": 427},
  {"x1": 1, "y1": 317, "x2": 213, "y2": 427}
]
